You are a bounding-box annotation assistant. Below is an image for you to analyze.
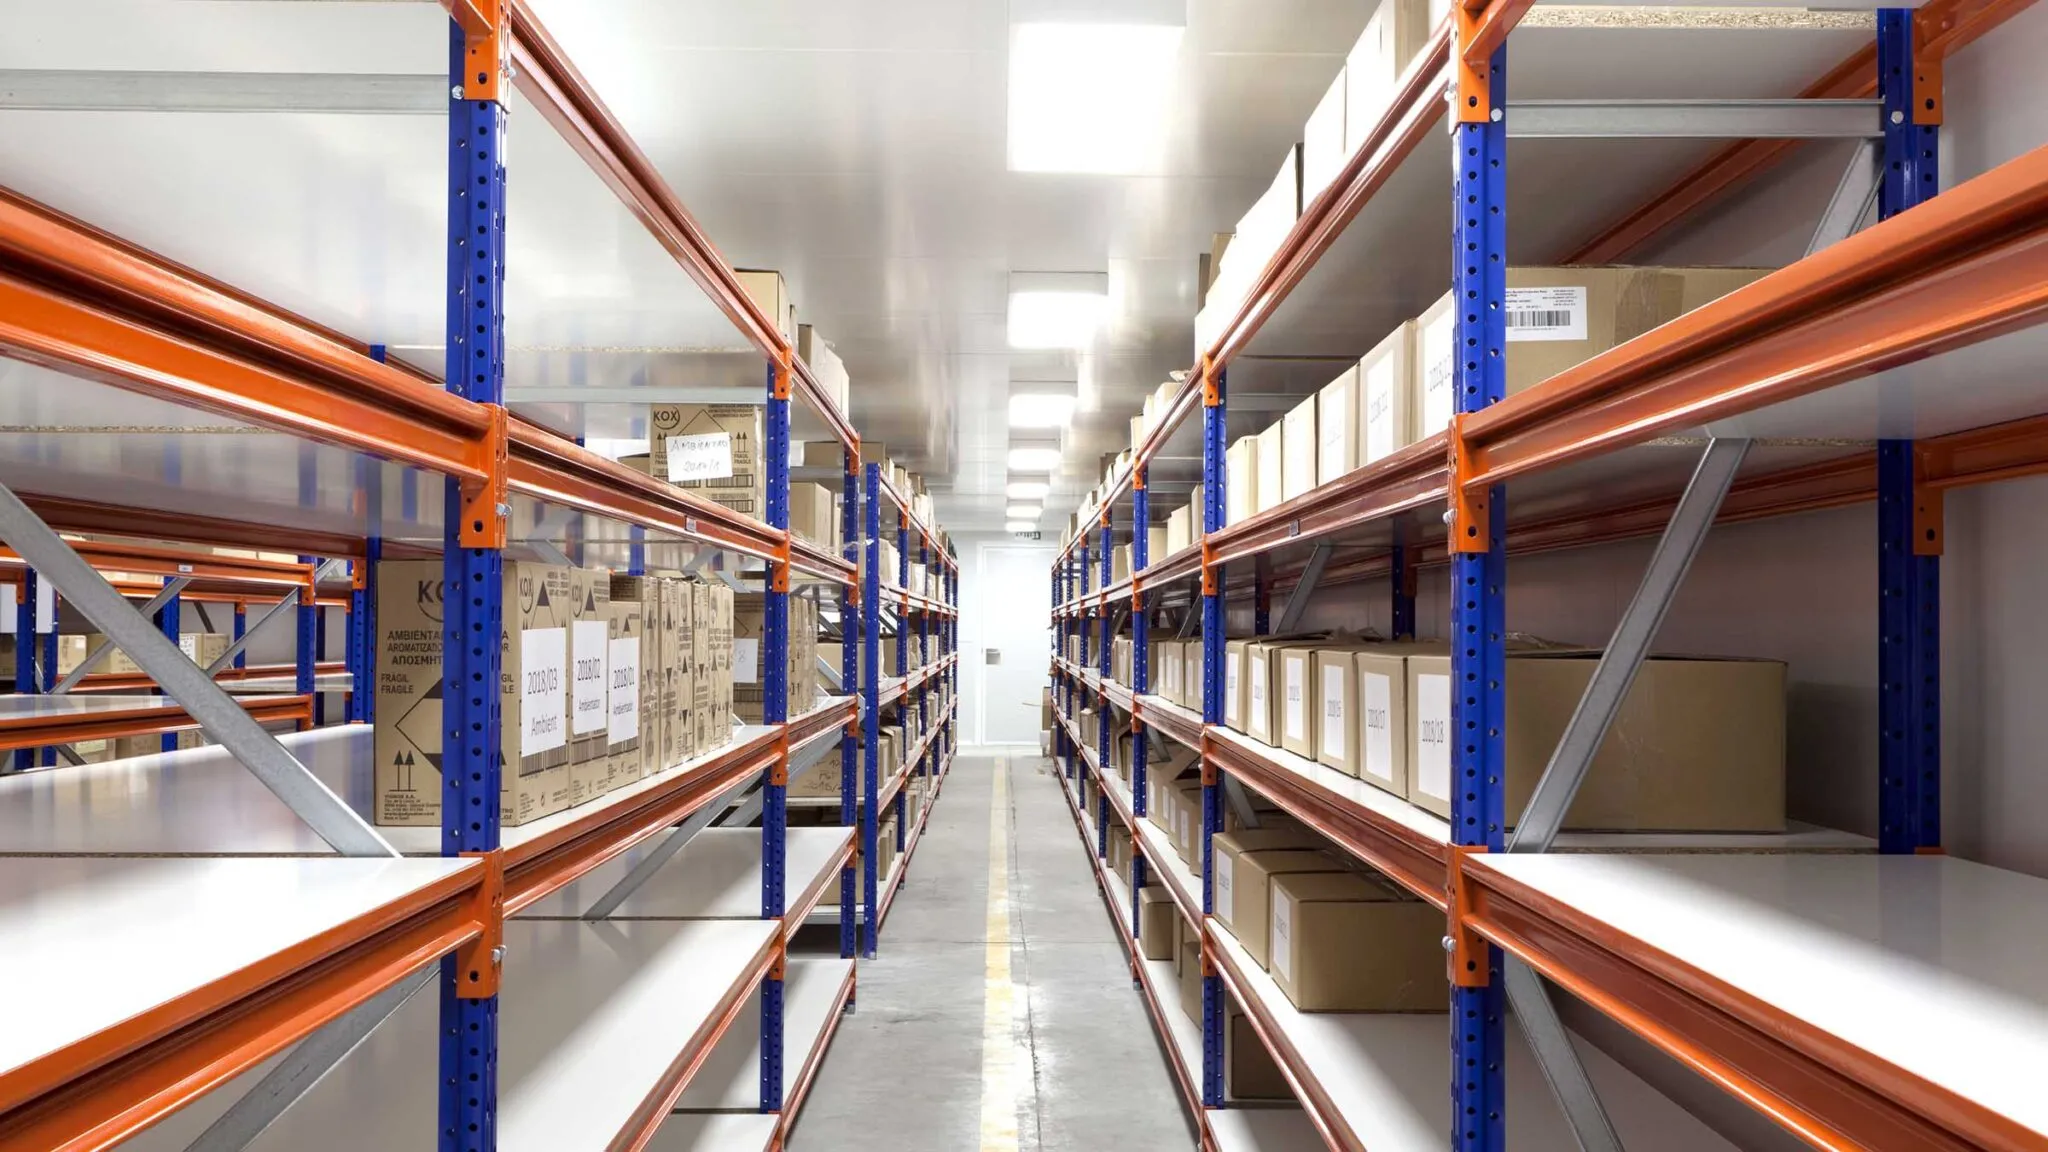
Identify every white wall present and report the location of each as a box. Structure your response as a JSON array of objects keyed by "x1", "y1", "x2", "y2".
[{"x1": 956, "y1": 531, "x2": 1057, "y2": 746}]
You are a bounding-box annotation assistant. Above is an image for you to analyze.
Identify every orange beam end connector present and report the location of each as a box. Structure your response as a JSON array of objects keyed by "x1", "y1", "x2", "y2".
[
  {"x1": 449, "y1": 0, "x2": 507, "y2": 103},
  {"x1": 1448, "y1": 414, "x2": 1491, "y2": 553},
  {"x1": 459, "y1": 405, "x2": 510, "y2": 550},
  {"x1": 1446, "y1": 845, "x2": 1490, "y2": 988},
  {"x1": 456, "y1": 850, "x2": 505, "y2": 999}
]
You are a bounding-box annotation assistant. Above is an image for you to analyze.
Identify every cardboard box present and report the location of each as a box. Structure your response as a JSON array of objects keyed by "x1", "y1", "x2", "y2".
[
  {"x1": 375, "y1": 560, "x2": 572, "y2": 827},
  {"x1": 1281, "y1": 393, "x2": 1318, "y2": 503},
  {"x1": 1224, "y1": 640, "x2": 1251, "y2": 733},
  {"x1": 796, "y1": 324, "x2": 850, "y2": 417},
  {"x1": 1345, "y1": 0, "x2": 1439, "y2": 157},
  {"x1": 1179, "y1": 940, "x2": 1204, "y2": 1023},
  {"x1": 738, "y1": 268, "x2": 797, "y2": 346},
  {"x1": 1228, "y1": 1008, "x2": 1293, "y2": 1099},
  {"x1": 651, "y1": 404, "x2": 765, "y2": 519},
  {"x1": 64, "y1": 632, "x2": 229, "y2": 677},
  {"x1": 678, "y1": 580, "x2": 704, "y2": 763},
  {"x1": 1167, "y1": 505, "x2": 1193, "y2": 556},
  {"x1": 1317, "y1": 367, "x2": 1358, "y2": 485},
  {"x1": 1300, "y1": 67, "x2": 1347, "y2": 206},
  {"x1": 1255, "y1": 421, "x2": 1284, "y2": 515},
  {"x1": 789, "y1": 482, "x2": 838, "y2": 551},
  {"x1": 1170, "y1": 782, "x2": 1204, "y2": 864},
  {"x1": 1413, "y1": 267, "x2": 1772, "y2": 440},
  {"x1": 1185, "y1": 640, "x2": 1206, "y2": 712},
  {"x1": 568, "y1": 568, "x2": 613, "y2": 807},
  {"x1": 1269, "y1": 870, "x2": 1446, "y2": 1011},
  {"x1": 605, "y1": 587, "x2": 646, "y2": 786},
  {"x1": 1212, "y1": 828, "x2": 1324, "y2": 943},
  {"x1": 1359, "y1": 322, "x2": 1414, "y2": 466},
  {"x1": 1226, "y1": 436, "x2": 1259, "y2": 525},
  {"x1": 1278, "y1": 646, "x2": 1318, "y2": 758},
  {"x1": 1227, "y1": 848, "x2": 1349, "y2": 970},
  {"x1": 1405, "y1": 651, "x2": 1786, "y2": 830},
  {"x1": 1113, "y1": 544, "x2": 1132, "y2": 585},
  {"x1": 1147, "y1": 525, "x2": 1169, "y2": 565},
  {"x1": 1157, "y1": 641, "x2": 1183, "y2": 707}
]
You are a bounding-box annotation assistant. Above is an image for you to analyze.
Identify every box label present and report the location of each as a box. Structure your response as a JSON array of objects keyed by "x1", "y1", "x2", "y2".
[
  {"x1": 1215, "y1": 850, "x2": 1235, "y2": 925},
  {"x1": 1321, "y1": 667, "x2": 1345, "y2": 759},
  {"x1": 520, "y1": 627, "x2": 567, "y2": 756},
  {"x1": 608, "y1": 637, "x2": 640, "y2": 745},
  {"x1": 572, "y1": 619, "x2": 609, "y2": 736},
  {"x1": 1271, "y1": 888, "x2": 1296, "y2": 983},
  {"x1": 1505, "y1": 286, "x2": 1588, "y2": 343},
  {"x1": 1364, "y1": 355, "x2": 1397, "y2": 461},
  {"x1": 1225, "y1": 652, "x2": 1241, "y2": 725},
  {"x1": 1283, "y1": 658, "x2": 1306, "y2": 743},
  {"x1": 1416, "y1": 672, "x2": 1451, "y2": 801},
  {"x1": 1363, "y1": 671, "x2": 1393, "y2": 785},
  {"x1": 1420, "y1": 310, "x2": 1456, "y2": 435},
  {"x1": 733, "y1": 637, "x2": 760, "y2": 685},
  {"x1": 1248, "y1": 653, "x2": 1268, "y2": 737},
  {"x1": 664, "y1": 432, "x2": 734, "y2": 482}
]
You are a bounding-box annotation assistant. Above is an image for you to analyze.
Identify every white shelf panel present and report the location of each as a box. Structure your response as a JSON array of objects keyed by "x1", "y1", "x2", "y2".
[
  {"x1": 673, "y1": 956, "x2": 855, "y2": 1110},
  {"x1": 516, "y1": 826, "x2": 853, "y2": 920},
  {"x1": 2, "y1": 855, "x2": 476, "y2": 1089},
  {"x1": 218, "y1": 672, "x2": 356, "y2": 694},
  {"x1": 1093, "y1": 822, "x2": 1206, "y2": 1085},
  {"x1": 117, "y1": 918, "x2": 777, "y2": 1152},
  {"x1": 1209, "y1": 921, "x2": 1737, "y2": 1151},
  {"x1": 645, "y1": 1113, "x2": 777, "y2": 1152},
  {"x1": 1091, "y1": 753, "x2": 1204, "y2": 927},
  {"x1": 1207, "y1": 1107, "x2": 1325, "y2": 1152},
  {"x1": 1477, "y1": 852, "x2": 2048, "y2": 1139},
  {"x1": 0, "y1": 723, "x2": 771, "y2": 856}
]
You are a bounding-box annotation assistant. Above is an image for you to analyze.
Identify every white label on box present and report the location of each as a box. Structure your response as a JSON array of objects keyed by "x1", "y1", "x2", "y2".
[
  {"x1": 1364, "y1": 355, "x2": 1398, "y2": 462},
  {"x1": 179, "y1": 635, "x2": 199, "y2": 660},
  {"x1": 1271, "y1": 887, "x2": 1296, "y2": 983},
  {"x1": 1283, "y1": 658, "x2": 1306, "y2": 742},
  {"x1": 572, "y1": 619, "x2": 609, "y2": 735},
  {"x1": 733, "y1": 638, "x2": 760, "y2": 685},
  {"x1": 1363, "y1": 671, "x2": 1393, "y2": 786},
  {"x1": 608, "y1": 637, "x2": 640, "y2": 745},
  {"x1": 1416, "y1": 672, "x2": 1452, "y2": 801},
  {"x1": 1505, "y1": 286, "x2": 1588, "y2": 343},
  {"x1": 1321, "y1": 667, "x2": 1346, "y2": 759},
  {"x1": 519, "y1": 627, "x2": 567, "y2": 756},
  {"x1": 1225, "y1": 652, "x2": 1241, "y2": 725},
  {"x1": 664, "y1": 431, "x2": 734, "y2": 482},
  {"x1": 1215, "y1": 850, "x2": 1235, "y2": 925},
  {"x1": 1248, "y1": 653, "x2": 1268, "y2": 737},
  {"x1": 1420, "y1": 310, "x2": 1457, "y2": 436}
]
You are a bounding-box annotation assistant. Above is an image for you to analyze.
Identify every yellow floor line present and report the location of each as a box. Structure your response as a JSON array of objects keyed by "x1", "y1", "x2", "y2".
[{"x1": 979, "y1": 758, "x2": 1021, "y2": 1151}]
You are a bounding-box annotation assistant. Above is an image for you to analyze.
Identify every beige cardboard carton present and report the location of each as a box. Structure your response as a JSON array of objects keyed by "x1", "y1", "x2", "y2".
[
  {"x1": 1226, "y1": 436, "x2": 1259, "y2": 526},
  {"x1": 1413, "y1": 267, "x2": 1772, "y2": 440},
  {"x1": 1269, "y1": 870, "x2": 1446, "y2": 1011},
  {"x1": 1227, "y1": 848, "x2": 1349, "y2": 970},
  {"x1": 1228, "y1": 1008, "x2": 1294, "y2": 1099},
  {"x1": 1212, "y1": 829, "x2": 1324, "y2": 943},
  {"x1": 567, "y1": 568, "x2": 613, "y2": 806},
  {"x1": 1255, "y1": 421, "x2": 1283, "y2": 515},
  {"x1": 1282, "y1": 393, "x2": 1318, "y2": 503},
  {"x1": 1318, "y1": 366, "x2": 1358, "y2": 485},
  {"x1": 737, "y1": 268, "x2": 797, "y2": 345},
  {"x1": 1167, "y1": 505, "x2": 1192, "y2": 556},
  {"x1": 1359, "y1": 322, "x2": 1414, "y2": 466},
  {"x1": 1224, "y1": 639, "x2": 1252, "y2": 733},
  {"x1": 671, "y1": 579, "x2": 698, "y2": 767},
  {"x1": 1346, "y1": 0, "x2": 1439, "y2": 156},
  {"x1": 604, "y1": 584, "x2": 646, "y2": 786},
  {"x1": 1405, "y1": 651, "x2": 1786, "y2": 830},
  {"x1": 1179, "y1": 940, "x2": 1204, "y2": 1022},
  {"x1": 651, "y1": 404, "x2": 765, "y2": 519},
  {"x1": 1301, "y1": 67, "x2": 1348, "y2": 205},
  {"x1": 375, "y1": 559, "x2": 573, "y2": 827},
  {"x1": 1277, "y1": 646, "x2": 1319, "y2": 758},
  {"x1": 1147, "y1": 525, "x2": 1169, "y2": 566},
  {"x1": 789, "y1": 482, "x2": 838, "y2": 550}
]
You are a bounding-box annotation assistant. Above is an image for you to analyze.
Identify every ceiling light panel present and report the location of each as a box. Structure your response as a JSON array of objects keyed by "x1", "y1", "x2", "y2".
[
  {"x1": 1008, "y1": 446, "x2": 1063, "y2": 472},
  {"x1": 1007, "y1": 480, "x2": 1051, "y2": 500},
  {"x1": 1008, "y1": 21, "x2": 1185, "y2": 175}
]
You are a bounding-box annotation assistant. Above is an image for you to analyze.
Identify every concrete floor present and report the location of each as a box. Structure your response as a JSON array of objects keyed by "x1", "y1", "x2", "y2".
[{"x1": 789, "y1": 753, "x2": 1198, "y2": 1151}]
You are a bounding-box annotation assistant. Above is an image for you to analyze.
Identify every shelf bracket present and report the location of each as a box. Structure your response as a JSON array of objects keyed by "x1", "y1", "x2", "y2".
[
  {"x1": 1274, "y1": 541, "x2": 1333, "y2": 633},
  {"x1": 581, "y1": 772, "x2": 759, "y2": 919},
  {"x1": 1806, "y1": 138, "x2": 1882, "y2": 256},
  {"x1": 1221, "y1": 775, "x2": 1262, "y2": 831},
  {"x1": 1505, "y1": 958, "x2": 1627, "y2": 1152},
  {"x1": 1509, "y1": 438, "x2": 1750, "y2": 853},
  {"x1": 0, "y1": 482, "x2": 395, "y2": 857},
  {"x1": 1447, "y1": 414, "x2": 1492, "y2": 553},
  {"x1": 185, "y1": 966, "x2": 437, "y2": 1152}
]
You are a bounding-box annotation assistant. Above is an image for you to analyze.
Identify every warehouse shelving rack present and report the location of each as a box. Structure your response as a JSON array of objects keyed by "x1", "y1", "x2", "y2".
[
  {"x1": 1051, "y1": 0, "x2": 2048, "y2": 1148},
  {"x1": 0, "y1": 3, "x2": 957, "y2": 1149}
]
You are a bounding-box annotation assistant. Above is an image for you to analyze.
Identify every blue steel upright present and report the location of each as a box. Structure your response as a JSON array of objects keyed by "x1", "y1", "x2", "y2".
[
  {"x1": 297, "y1": 554, "x2": 320, "y2": 724},
  {"x1": 13, "y1": 569, "x2": 36, "y2": 772},
  {"x1": 1199, "y1": 365, "x2": 1227, "y2": 1109},
  {"x1": 1129, "y1": 468, "x2": 1151, "y2": 935},
  {"x1": 440, "y1": 19, "x2": 506, "y2": 1152},
  {"x1": 761, "y1": 359, "x2": 792, "y2": 1112},
  {"x1": 1876, "y1": 8, "x2": 1941, "y2": 853},
  {"x1": 349, "y1": 538, "x2": 382, "y2": 724},
  {"x1": 861, "y1": 463, "x2": 884, "y2": 956},
  {"x1": 1450, "y1": 36, "x2": 1508, "y2": 1152},
  {"x1": 157, "y1": 582, "x2": 181, "y2": 753},
  {"x1": 840, "y1": 446, "x2": 860, "y2": 960}
]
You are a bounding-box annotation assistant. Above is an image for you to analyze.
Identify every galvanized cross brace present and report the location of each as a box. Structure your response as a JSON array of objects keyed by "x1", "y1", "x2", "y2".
[
  {"x1": 1275, "y1": 541, "x2": 1334, "y2": 633},
  {"x1": 50, "y1": 578, "x2": 192, "y2": 693},
  {"x1": 581, "y1": 773, "x2": 760, "y2": 920}
]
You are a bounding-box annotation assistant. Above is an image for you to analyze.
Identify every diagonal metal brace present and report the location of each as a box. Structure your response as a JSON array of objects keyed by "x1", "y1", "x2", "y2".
[
  {"x1": 581, "y1": 773, "x2": 758, "y2": 919},
  {"x1": 0, "y1": 483, "x2": 394, "y2": 857},
  {"x1": 50, "y1": 578, "x2": 192, "y2": 694},
  {"x1": 1506, "y1": 958, "x2": 1625, "y2": 1152},
  {"x1": 203, "y1": 587, "x2": 302, "y2": 676},
  {"x1": 1510, "y1": 439, "x2": 1750, "y2": 853},
  {"x1": 1276, "y1": 541, "x2": 1334, "y2": 633},
  {"x1": 185, "y1": 967, "x2": 434, "y2": 1151}
]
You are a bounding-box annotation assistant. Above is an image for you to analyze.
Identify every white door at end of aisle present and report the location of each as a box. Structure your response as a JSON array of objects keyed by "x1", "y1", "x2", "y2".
[{"x1": 974, "y1": 542, "x2": 1054, "y2": 746}]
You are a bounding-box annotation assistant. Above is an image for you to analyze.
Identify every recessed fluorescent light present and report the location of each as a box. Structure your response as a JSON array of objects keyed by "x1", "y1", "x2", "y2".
[
  {"x1": 1006, "y1": 521, "x2": 1038, "y2": 533},
  {"x1": 1008, "y1": 22, "x2": 1184, "y2": 175},
  {"x1": 1007, "y1": 480, "x2": 1051, "y2": 500},
  {"x1": 1009, "y1": 391, "x2": 1080, "y2": 428},
  {"x1": 1008, "y1": 446, "x2": 1064, "y2": 472},
  {"x1": 1007, "y1": 272, "x2": 1110, "y2": 350},
  {"x1": 1006, "y1": 505, "x2": 1043, "y2": 520}
]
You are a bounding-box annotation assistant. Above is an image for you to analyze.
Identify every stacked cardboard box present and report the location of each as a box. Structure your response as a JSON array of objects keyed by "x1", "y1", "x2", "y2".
[
  {"x1": 732, "y1": 594, "x2": 819, "y2": 723},
  {"x1": 567, "y1": 568, "x2": 614, "y2": 806},
  {"x1": 60, "y1": 632, "x2": 230, "y2": 677},
  {"x1": 650, "y1": 404, "x2": 765, "y2": 519}
]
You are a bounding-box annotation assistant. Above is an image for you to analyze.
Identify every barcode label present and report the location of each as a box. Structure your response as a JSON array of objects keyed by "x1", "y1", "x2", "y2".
[{"x1": 1505, "y1": 286, "x2": 1587, "y2": 343}]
